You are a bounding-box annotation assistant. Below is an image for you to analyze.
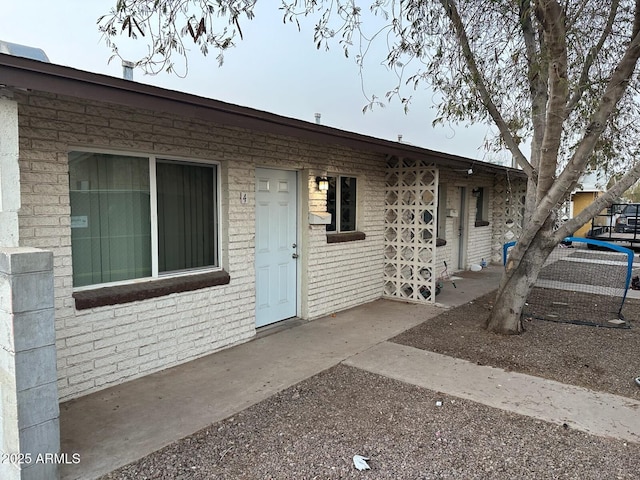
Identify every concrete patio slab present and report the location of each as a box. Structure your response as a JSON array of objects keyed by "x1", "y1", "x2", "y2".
[{"x1": 59, "y1": 298, "x2": 444, "y2": 480}]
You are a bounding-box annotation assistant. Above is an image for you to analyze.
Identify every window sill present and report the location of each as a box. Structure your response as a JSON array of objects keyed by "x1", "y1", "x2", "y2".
[
  {"x1": 326, "y1": 231, "x2": 366, "y2": 243},
  {"x1": 475, "y1": 220, "x2": 490, "y2": 227},
  {"x1": 73, "y1": 270, "x2": 231, "y2": 310}
]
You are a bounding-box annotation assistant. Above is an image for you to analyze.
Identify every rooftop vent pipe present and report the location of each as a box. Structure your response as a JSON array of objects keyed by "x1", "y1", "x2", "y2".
[{"x1": 122, "y1": 61, "x2": 135, "y2": 81}]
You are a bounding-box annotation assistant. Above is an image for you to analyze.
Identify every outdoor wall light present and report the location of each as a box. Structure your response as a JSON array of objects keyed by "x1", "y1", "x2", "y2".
[{"x1": 316, "y1": 176, "x2": 329, "y2": 192}]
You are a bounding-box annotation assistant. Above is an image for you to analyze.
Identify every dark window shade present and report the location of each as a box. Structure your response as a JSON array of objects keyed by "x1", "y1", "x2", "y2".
[
  {"x1": 340, "y1": 176, "x2": 357, "y2": 232},
  {"x1": 326, "y1": 176, "x2": 337, "y2": 232},
  {"x1": 326, "y1": 176, "x2": 357, "y2": 233},
  {"x1": 157, "y1": 161, "x2": 217, "y2": 273},
  {"x1": 69, "y1": 152, "x2": 151, "y2": 287}
]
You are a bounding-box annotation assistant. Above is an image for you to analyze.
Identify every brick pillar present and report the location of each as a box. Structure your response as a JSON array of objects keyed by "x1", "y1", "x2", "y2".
[{"x1": 0, "y1": 248, "x2": 59, "y2": 480}]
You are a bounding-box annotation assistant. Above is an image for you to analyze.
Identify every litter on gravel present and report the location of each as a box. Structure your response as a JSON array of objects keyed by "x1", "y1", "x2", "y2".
[{"x1": 352, "y1": 455, "x2": 370, "y2": 471}]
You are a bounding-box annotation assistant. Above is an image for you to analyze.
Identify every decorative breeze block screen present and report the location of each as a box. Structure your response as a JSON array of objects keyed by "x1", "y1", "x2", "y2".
[
  {"x1": 383, "y1": 157, "x2": 438, "y2": 303},
  {"x1": 491, "y1": 175, "x2": 525, "y2": 263}
]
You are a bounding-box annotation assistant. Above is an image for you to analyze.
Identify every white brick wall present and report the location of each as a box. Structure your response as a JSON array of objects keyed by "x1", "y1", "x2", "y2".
[
  {"x1": 435, "y1": 172, "x2": 495, "y2": 271},
  {"x1": 466, "y1": 174, "x2": 494, "y2": 268},
  {"x1": 16, "y1": 91, "x2": 387, "y2": 400},
  {"x1": 306, "y1": 163, "x2": 386, "y2": 318}
]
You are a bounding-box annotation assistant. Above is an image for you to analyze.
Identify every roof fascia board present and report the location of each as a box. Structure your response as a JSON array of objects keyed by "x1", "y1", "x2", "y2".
[{"x1": 0, "y1": 54, "x2": 524, "y2": 178}]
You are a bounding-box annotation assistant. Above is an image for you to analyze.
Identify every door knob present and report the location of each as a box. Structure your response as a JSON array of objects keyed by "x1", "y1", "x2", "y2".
[{"x1": 292, "y1": 253, "x2": 299, "y2": 259}]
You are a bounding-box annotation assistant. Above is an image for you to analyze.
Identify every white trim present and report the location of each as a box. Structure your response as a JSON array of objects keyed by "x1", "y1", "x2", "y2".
[{"x1": 149, "y1": 156, "x2": 159, "y2": 277}]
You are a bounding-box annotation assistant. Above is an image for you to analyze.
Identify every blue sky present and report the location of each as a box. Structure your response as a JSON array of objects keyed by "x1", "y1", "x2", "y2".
[{"x1": 1, "y1": 0, "x2": 507, "y2": 162}]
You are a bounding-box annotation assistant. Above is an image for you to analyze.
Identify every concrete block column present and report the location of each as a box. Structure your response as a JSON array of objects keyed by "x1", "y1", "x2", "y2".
[
  {"x1": 0, "y1": 248, "x2": 59, "y2": 480},
  {"x1": 0, "y1": 93, "x2": 20, "y2": 248}
]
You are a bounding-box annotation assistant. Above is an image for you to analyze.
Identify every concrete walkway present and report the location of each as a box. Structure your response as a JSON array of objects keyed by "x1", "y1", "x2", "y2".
[
  {"x1": 59, "y1": 266, "x2": 640, "y2": 479},
  {"x1": 345, "y1": 342, "x2": 640, "y2": 444}
]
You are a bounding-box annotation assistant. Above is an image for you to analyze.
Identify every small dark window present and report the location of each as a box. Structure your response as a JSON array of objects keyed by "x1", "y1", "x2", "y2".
[
  {"x1": 327, "y1": 176, "x2": 357, "y2": 233},
  {"x1": 437, "y1": 184, "x2": 447, "y2": 240},
  {"x1": 474, "y1": 187, "x2": 490, "y2": 227}
]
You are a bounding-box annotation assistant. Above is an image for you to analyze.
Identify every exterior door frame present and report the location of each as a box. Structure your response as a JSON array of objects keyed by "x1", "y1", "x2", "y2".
[
  {"x1": 254, "y1": 167, "x2": 301, "y2": 327},
  {"x1": 457, "y1": 186, "x2": 468, "y2": 271}
]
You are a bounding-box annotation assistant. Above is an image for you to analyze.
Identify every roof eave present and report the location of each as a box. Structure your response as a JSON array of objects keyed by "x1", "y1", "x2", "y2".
[{"x1": 0, "y1": 53, "x2": 525, "y2": 178}]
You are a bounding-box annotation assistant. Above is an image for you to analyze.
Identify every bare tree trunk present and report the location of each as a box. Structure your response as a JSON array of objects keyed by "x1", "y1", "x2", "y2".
[{"x1": 486, "y1": 227, "x2": 556, "y2": 334}]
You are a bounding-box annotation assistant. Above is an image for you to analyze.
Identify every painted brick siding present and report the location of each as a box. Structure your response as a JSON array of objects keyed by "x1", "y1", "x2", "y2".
[
  {"x1": 306, "y1": 168, "x2": 385, "y2": 318},
  {"x1": 306, "y1": 156, "x2": 386, "y2": 319},
  {"x1": 466, "y1": 173, "x2": 494, "y2": 268},
  {"x1": 15, "y1": 91, "x2": 386, "y2": 401},
  {"x1": 435, "y1": 171, "x2": 495, "y2": 271}
]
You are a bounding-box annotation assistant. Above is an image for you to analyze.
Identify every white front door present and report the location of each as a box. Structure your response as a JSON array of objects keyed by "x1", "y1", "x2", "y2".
[{"x1": 255, "y1": 168, "x2": 298, "y2": 327}]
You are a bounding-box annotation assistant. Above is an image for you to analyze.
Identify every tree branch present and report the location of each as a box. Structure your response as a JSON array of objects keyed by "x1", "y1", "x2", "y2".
[
  {"x1": 519, "y1": 0, "x2": 547, "y2": 224},
  {"x1": 512, "y1": 23, "x2": 640, "y2": 254},
  {"x1": 534, "y1": 0, "x2": 568, "y2": 200},
  {"x1": 440, "y1": 0, "x2": 535, "y2": 179},
  {"x1": 565, "y1": 0, "x2": 620, "y2": 116},
  {"x1": 519, "y1": 0, "x2": 547, "y2": 171},
  {"x1": 552, "y1": 27, "x2": 640, "y2": 208}
]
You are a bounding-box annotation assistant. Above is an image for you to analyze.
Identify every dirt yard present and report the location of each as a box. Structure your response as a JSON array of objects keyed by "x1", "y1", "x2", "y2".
[{"x1": 393, "y1": 291, "x2": 640, "y2": 401}]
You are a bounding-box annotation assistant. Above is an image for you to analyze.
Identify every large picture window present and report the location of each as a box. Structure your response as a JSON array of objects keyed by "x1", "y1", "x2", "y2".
[
  {"x1": 326, "y1": 176, "x2": 357, "y2": 233},
  {"x1": 69, "y1": 151, "x2": 219, "y2": 288}
]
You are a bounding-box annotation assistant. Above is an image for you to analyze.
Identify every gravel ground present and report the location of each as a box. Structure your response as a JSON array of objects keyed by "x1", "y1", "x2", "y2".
[
  {"x1": 518, "y1": 246, "x2": 631, "y2": 328},
  {"x1": 100, "y1": 293, "x2": 640, "y2": 479}
]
